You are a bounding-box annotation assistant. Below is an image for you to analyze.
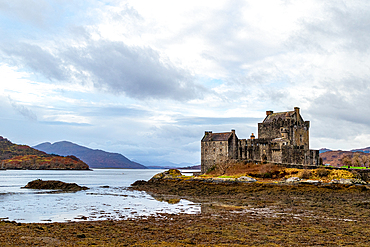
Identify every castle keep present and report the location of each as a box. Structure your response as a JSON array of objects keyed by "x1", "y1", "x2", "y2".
[{"x1": 201, "y1": 107, "x2": 320, "y2": 173}]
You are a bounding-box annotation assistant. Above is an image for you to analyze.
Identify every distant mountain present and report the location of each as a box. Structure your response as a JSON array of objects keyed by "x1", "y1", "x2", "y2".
[
  {"x1": 138, "y1": 160, "x2": 198, "y2": 169},
  {"x1": 319, "y1": 148, "x2": 332, "y2": 154},
  {"x1": 177, "y1": 164, "x2": 201, "y2": 170},
  {"x1": 0, "y1": 136, "x2": 89, "y2": 170},
  {"x1": 34, "y1": 141, "x2": 146, "y2": 169}
]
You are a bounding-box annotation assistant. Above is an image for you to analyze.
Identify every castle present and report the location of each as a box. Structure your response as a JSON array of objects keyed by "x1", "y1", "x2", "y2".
[{"x1": 201, "y1": 107, "x2": 320, "y2": 173}]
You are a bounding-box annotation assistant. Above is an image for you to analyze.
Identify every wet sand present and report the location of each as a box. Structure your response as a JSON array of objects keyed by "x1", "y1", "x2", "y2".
[{"x1": 1, "y1": 179, "x2": 370, "y2": 246}]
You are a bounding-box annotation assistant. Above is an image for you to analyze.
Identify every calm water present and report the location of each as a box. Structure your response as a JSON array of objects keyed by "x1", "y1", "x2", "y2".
[{"x1": 0, "y1": 169, "x2": 201, "y2": 223}]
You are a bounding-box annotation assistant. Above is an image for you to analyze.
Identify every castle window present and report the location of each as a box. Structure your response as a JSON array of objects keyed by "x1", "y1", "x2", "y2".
[{"x1": 220, "y1": 148, "x2": 222, "y2": 152}]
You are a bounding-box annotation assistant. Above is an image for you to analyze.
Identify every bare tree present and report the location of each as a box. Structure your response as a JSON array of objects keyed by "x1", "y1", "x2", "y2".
[
  {"x1": 341, "y1": 155, "x2": 352, "y2": 168},
  {"x1": 360, "y1": 155, "x2": 370, "y2": 168},
  {"x1": 352, "y1": 153, "x2": 361, "y2": 167}
]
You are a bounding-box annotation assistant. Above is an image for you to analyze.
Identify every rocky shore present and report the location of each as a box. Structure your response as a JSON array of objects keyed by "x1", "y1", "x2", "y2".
[{"x1": 1, "y1": 169, "x2": 370, "y2": 246}]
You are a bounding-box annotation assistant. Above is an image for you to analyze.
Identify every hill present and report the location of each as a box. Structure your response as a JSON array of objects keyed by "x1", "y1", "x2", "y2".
[
  {"x1": 34, "y1": 141, "x2": 146, "y2": 169},
  {"x1": 0, "y1": 136, "x2": 89, "y2": 170},
  {"x1": 320, "y1": 150, "x2": 370, "y2": 167},
  {"x1": 351, "y1": 147, "x2": 370, "y2": 153}
]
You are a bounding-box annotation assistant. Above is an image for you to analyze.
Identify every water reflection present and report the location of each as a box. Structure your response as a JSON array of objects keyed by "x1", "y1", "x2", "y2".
[{"x1": 0, "y1": 169, "x2": 201, "y2": 223}]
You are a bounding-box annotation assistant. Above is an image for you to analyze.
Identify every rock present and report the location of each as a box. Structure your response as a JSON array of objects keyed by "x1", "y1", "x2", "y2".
[
  {"x1": 338, "y1": 178, "x2": 367, "y2": 185},
  {"x1": 286, "y1": 177, "x2": 300, "y2": 183},
  {"x1": 302, "y1": 180, "x2": 321, "y2": 184},
  {"x1": 329, "y1": 178, "x2": 367, "y2": 185},
  {"x1": 22, "y1": 179, "x2": 89, "y2": 191},
  {"x1": 131, "y1": 180, "x2": 147, "y2": 186},
  {"x1": 238, "y1": 176, "x2": 257, "y2": 182},
  {"x1": 339, "y1": 179, "x2": 353, "y2": 185}
]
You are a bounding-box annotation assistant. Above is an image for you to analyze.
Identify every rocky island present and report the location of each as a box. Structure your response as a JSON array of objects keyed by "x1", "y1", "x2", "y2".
[{"x1": 22, "y1": 179, "x2": 89, "y2": 191}]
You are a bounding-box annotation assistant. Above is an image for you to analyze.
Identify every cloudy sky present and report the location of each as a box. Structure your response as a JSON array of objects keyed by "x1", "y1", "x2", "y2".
[{"x1": 0, "y1": 0, "x2": 370, "y2": 166}]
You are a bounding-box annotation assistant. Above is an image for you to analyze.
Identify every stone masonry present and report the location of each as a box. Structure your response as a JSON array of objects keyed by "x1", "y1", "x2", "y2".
[{"x1": 201, "y1": 107, "x2": 320, "y2": 173}]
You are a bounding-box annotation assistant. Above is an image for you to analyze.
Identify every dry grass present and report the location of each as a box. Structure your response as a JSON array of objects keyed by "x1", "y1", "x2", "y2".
[
  {"x1": 284, "y1": 168, "x2": 356, "y2": 181},
  {"x1": 206, "y1": 162, "x2": 360, "y2": 181}
]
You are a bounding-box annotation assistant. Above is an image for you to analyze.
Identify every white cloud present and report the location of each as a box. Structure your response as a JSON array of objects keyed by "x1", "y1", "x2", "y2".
[{"x1": 1, "y1": 0, "x2": 370, "y2": 164}]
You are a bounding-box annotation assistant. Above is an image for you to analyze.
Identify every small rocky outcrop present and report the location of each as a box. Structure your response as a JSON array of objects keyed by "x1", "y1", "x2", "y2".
[
  {"x1": 22, "y1": 179, "x2": 89, "y2": 191},
  {"x1": 152, "y1": 169, "x2": 182, "y2": 179}
]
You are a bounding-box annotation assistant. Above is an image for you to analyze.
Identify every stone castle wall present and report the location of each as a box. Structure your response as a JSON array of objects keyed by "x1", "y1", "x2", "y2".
[{"x1": 201, "y1": 107, "x2": 320, "y2": 173}]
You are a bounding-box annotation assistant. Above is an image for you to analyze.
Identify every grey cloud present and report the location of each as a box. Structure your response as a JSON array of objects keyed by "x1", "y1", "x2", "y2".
[
  {"x1": 1, "y1": 42, "x2": 68, "y2": 80},
  {"x1": 8, "y1": 98, "x2": 37, "y2": 121},
  {"x1": 309, "y1": 91, "x2": 370, "y2": 126},
  {"x1": 40, "y1": 121, "x2": 91, "y2": 127},
  {"x1": 188, "y1": 1, "x2": 283, "y2": 76},
  {"x1": 307, "y1": 78, "x2": 370, "y2": 142},
  {"x1": 0, "y1": 39, "x2": 206, "y2": 101},
  {"x1": 175, "y1": 116, "x2": 260, "y2": 126},
  {"x1": 80, "y1": 105, "x2": 151, "y2": 118},
  {"x1": 66, "y1": 41, "x2": 205, "y2": 100},
  {"x1": 288, "y1": 1, "x2": 370, "y2": 53}
]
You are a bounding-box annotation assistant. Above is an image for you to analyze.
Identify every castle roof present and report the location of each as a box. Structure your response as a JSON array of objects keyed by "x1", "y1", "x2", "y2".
[
  {"x1": 202, "y1": 132, "x2": 233, "y2": 142},
  {"x1": 263, "y1": 111, "x2": 296, "y2": 123}
]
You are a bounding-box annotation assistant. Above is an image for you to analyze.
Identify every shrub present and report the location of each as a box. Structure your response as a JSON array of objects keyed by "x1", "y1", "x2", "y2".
[
  {"x1": 328, "y1": 169, "x2": 355, "y2": 180},
  {"x1": 315, "y1": 168, "x2": 330, "y2": 178},
  {"x1": 299, "y1": 169, "x2": 312, "y2": 179}
]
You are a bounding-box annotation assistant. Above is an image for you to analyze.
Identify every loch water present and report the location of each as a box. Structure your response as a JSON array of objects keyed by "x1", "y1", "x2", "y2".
[{"x1": 0, "y1": 169, "x2": 201, "y2": 223}]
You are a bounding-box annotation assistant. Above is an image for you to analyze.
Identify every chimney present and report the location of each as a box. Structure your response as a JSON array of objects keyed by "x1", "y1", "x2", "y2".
[
  {"x1": 205, "y1": 131, "x2": 212, "y2": 135},
  {"x1": 294, "y1": 107, "x2": 300, "y2": 116},
  {"x1": 266, "y1": 110, "x2": 273, "y2": 116},
  {"x1": 250, "y1": 133, "x2": 255, "y2": 140},
  {"x1": 231, "y1": 129, "x2": 235, "y2": 134}
]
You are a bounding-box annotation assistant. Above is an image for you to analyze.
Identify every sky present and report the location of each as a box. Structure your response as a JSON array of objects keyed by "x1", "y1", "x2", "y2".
[{"x1": 1, "y1": 0, "x2": 370, "y2": 166}]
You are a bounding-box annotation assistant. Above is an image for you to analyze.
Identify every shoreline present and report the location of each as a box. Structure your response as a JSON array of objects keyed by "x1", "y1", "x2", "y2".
[{"x1": 2, "y1": 172, "x2": 370, "y2": 246}]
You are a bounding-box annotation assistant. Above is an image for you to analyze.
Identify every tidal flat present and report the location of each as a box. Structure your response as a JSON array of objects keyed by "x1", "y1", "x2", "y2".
[{"x1": 1, "y1": 179, "x2": 370, "y2": 246}]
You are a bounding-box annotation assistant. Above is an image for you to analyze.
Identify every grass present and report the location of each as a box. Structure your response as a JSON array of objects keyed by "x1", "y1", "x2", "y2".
[{"x1": 341, "y1": 166, "x2": 368, "y2": 169}]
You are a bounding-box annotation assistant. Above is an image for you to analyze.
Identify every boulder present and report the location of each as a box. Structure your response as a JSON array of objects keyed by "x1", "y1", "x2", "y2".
[
  {"x1": 302, "y1": 179, "x2": 321, "y2": 184},
  {"x1": 286, "y1": 177, "x2": 300, "y2": 183}
]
